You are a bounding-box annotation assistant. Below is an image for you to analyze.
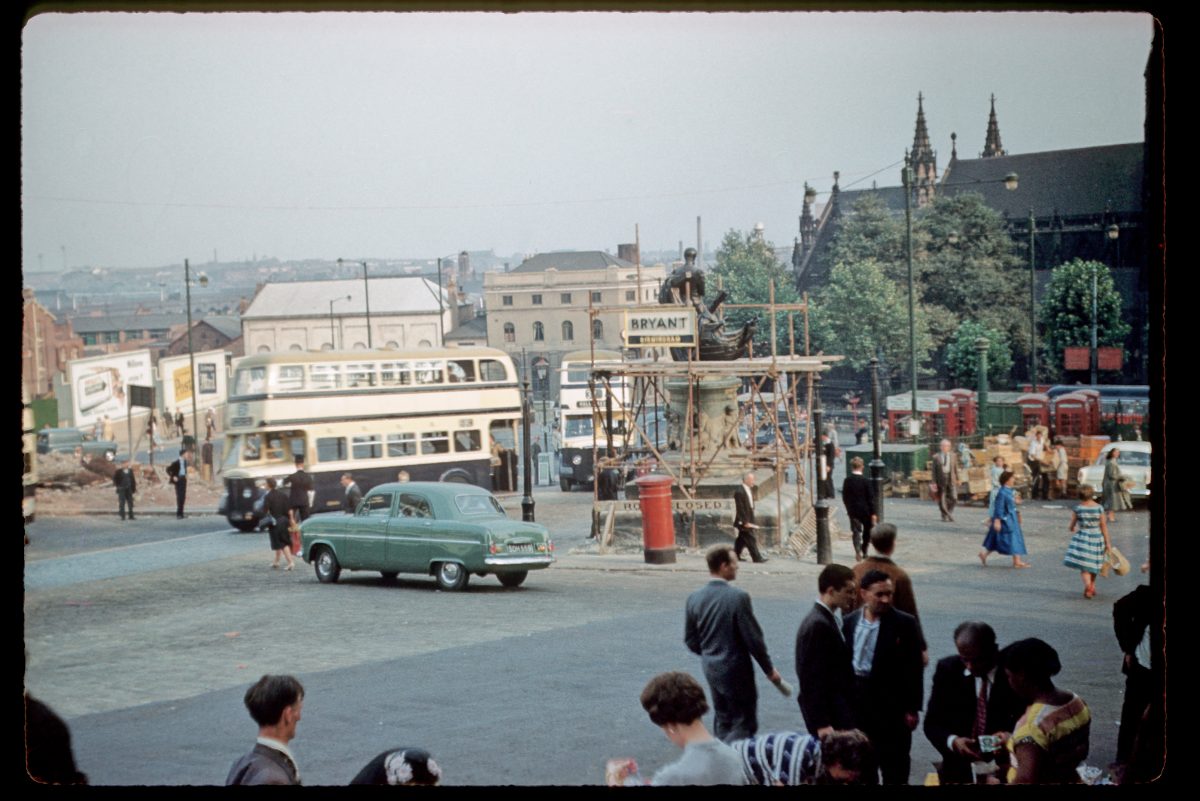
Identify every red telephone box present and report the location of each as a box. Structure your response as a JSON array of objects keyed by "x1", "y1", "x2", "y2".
[
  {"x1": 1053, "y1": 393, "x2": 1089, "y2": 436},
  {"x1": 950, "y1": 389, "x2": 977, "y2": 436},
  {"x1": 1077, "y1": 389, "x2": 1102, "y2": 434},
  {"x1": 1016, "y1": 393, "x2": 1050, "y2": 431}
]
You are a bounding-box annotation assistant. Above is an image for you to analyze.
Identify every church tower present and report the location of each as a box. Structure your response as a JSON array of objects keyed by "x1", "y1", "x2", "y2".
[
  {"x1": 981, "y1": 94, "x2": 1007, "y2": 158},
  {"x1": 910, "y1": 92, "x2": 938, "y2": 207}
]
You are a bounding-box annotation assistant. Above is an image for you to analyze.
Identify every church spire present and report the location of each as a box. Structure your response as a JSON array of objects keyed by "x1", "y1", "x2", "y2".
[
  {"x1": 910, "y1": 92, "x2": 938, "y2": 207},
  {"x1": 981, "y1": 94, "x2": 1007, "y2": 158}
]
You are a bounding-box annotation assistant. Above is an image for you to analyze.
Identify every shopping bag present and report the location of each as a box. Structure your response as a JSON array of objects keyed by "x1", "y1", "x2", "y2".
[
  {"x1": 1107, "y1": 545, "x2": 1131, "y2": 576},
  {"x1": 289, "y1": 522, "x2": 302, "y2": 555}
]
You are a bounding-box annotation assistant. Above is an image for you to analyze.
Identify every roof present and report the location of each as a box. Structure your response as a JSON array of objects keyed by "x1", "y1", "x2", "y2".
[
  {"x1": 70, "y1": 312, "x2": 187, "y2": 334},
  {"x1": 940, "y1": 142, "x2": 1143, "y2": 218},
  {"x1": 511, "y1": 251, "x2": 635, "y2": 274},
  {"x1": 444, "y1": 315, "x2": 488, "y2": 340},
  {"x1": 833, "y1": 185, "x2": 910, "y2": 215},
  {"x1": 242, "y1": 277, "x2": 448, "y2": 320},
  {"x1": 200, "y1": 317, "x2": 243, "y2": 340}
]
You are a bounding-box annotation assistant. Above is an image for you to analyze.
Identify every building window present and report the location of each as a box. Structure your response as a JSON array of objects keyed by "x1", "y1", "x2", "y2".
[
  {"x1": 532, "y1": 294, "x2": 543, "y2": 306},
  {"x1": 502, "y1": 295, "x2": 513, "y2": 306},
  {"x1": 503, "y1": 322, "x2": 516, "y2": 342},
  {"x1": 592, "y1": 319, "x2": 603, "y2": 340},
  {"x1": 625, "y1": 290, "x2": 636, "y2": 302},
  {"x1": 533, "y1": 321, "x2": 544, "y2": 341},
  {"x1": 560, "y1": 292, "x2": 572, "y2": 304},
  {"x1": 591, "y1": 291, "x2": 602, "y2": 303},
  {"x1": 562, "y1": 321, "x2": 574, "y2": 341}
]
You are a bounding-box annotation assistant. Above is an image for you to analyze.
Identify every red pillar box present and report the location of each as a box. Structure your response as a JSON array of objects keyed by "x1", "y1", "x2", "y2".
[{"x1": 635, "y1": 474, "x2": 676, "y2": 564}]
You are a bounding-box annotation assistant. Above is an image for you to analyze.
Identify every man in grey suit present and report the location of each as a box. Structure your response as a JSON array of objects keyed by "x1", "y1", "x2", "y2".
[
  {"x1": 226, "y1": 675, "x2": 305, "y2": 785},
  {"x1": 685, "y1": 544, "x2": 782, "y2": 742}
]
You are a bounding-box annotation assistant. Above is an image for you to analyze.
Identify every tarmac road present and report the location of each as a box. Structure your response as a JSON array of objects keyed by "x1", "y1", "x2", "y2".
[{"x1": 23, "y1": 482, "x2": 1154, "y2": 786}]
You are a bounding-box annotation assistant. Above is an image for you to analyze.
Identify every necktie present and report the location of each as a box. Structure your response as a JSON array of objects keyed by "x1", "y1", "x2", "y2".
[{"x1": 973, "y1": 676, "x2": 989, "y2": 738}]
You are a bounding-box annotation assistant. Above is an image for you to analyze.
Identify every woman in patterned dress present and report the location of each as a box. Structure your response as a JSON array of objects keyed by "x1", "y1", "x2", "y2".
[
  {"x1": 1001, "y1": 638, "x2": 1091, "y2": 784},
  {"x1": 1063, "y1": 484, "x2": 1110, "y2": 599},
  {"x1": 980, "y1": 471, "x2": 1031, "y2": 568}
]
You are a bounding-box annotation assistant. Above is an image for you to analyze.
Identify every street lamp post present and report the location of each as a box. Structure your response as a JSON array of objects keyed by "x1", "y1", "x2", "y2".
[
  {"x1": 337, "y1": 258, "x2": 371, "y2": 347},
  {"x1": 436, "y1": 257, "x2": 445, "y2": 345},
  {"x1": 901, "y1": 153, "x2": 918, "y2": 439},
  {"x1": 1028, "y1": 209, "x2": 1038, "y2": 392},
  {"x1": 868, "y1": 356, "x2": 885, "y2": 523},
  {"x1": 329, "y1": 295, "x2": 351, "y2": 349},
  {"x1": 536, "y1": 361, "x2": 549, "y2": 455},
  {"x1": 183, "y1": 259, "x2": 209, "y2": 446},
  {"x1": 521, "y1": 372, "x2": 536, "y2": 522},
  {"x1": 812, "y1": 374, "x2": 831, "y2": 564},
  {"x1": 1093, "y1": 223, "x2": 1120, "y2": 386}
]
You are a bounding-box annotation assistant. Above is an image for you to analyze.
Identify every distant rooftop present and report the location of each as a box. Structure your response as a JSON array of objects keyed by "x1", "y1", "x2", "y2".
[
  {"x1": 242, "y1": 277, "x2": 448, "y2": 320},
  {"x1": 511, "y1": 251, "x2": 635, "y2": 273}
]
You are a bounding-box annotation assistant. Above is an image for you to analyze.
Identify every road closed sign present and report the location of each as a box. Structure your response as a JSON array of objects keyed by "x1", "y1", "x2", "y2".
[{"x1": 623, "y1": 308, "x2": 697, "y2": 347}]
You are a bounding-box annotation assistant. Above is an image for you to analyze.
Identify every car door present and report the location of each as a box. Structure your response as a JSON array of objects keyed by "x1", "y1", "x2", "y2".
[
  {"x1": 343, "y1": 490, "x2": 395, "y2": 568},
  {"x1": 385, "y1": 492, "x2": 435, "y2": 572}
]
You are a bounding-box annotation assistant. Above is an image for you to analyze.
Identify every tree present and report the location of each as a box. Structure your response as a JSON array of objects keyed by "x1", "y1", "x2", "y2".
[
  {"x1": 808, "y1": 258, "x2": 936, "y2": 380},
  {"x1": 709, "y1": 228, "x2": 801, "y2": 355},
  {"x1": 943, "y1": 320, "x2": 1014, "y2": 388},
  {"x1": 1039, "y1": 258, "x2": 1130, "y2": 372}
]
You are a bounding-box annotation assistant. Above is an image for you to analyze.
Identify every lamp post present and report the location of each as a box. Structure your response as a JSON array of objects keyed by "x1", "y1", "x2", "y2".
[
  {"x1": 869, "y1": 356, "x2": 885, "y2": 523},
  {"x1": 337, "y1": 258, "x2": 371, "y2": 347},
  {"x1": 535, "y1": 360, "x2": 549, "y2": 454},
  {"x1": 1092, "y1": 223, "x2": 1120, "y2": 386},
  {"x1": 901, "y1": 153, "x2": 918, "y2": 439},
  {"x1": 328, "y1": 295, "x2": 351, "y2": 349},
  {"x1": 975, "y1": 337, "x2": 991, "y2": 431},
  {"x1": 183, "y1": 258, "x2": 209, "y2": 446},
  {"x1": 1027, "y1": 209, "x2": 1038, "y2": 392},
  {"x1": 521, "y1": 371, "x2": 536, "y2": 522},
  {"x1": 436, "y1": 257, "x2": 445, "y2": 345},
  {"x1": 812, "y1": 373, "x2": 831, "y2": 564}
]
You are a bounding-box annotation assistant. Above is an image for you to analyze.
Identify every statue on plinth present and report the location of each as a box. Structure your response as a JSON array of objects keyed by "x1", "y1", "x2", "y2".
[{"x1": 658, "y1": 248, "x2": 756, "y2": 361}]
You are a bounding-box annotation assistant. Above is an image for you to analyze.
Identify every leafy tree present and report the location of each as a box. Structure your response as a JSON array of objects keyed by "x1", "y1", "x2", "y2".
[
  {"x1": 808, "y1": 258, "x2": 936, "y2": 380},
  {"x1": 709, "y1": 228, "x2": 801, "y2": 355},
  {"x1": 822, "y1": 193, "x2": 914, "y2": 286},
  {"x1": 1039, "y1": 258, "x2": 1130, "y2": 370},
  {"x1": 943, "y1": 319, "x2": 1014, "y2": 388}
]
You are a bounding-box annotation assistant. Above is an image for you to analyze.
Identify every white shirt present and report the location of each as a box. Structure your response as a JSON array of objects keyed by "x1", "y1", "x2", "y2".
[
  {"x1": 1028, "y1": 438, "x2": 1044, "y2": 460},
  {"x1": 947, "y1": 665, "x2": 999, "y2": 749},
  {"x1": 851, "y1": 615, "x2": 881, "y2": 676},
  {"x1": 741, "y1": 483, "x2": 754, "y2": 510}
]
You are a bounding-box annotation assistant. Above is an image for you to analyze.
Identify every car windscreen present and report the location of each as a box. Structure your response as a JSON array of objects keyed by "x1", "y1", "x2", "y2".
[{"x1": 454, "y1": 494, "x2": 507, "y2": 517}]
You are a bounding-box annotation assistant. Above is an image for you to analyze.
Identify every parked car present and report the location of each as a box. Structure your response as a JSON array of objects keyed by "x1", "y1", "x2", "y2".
[
  {"x1": 1077, "y1": 441, "x2": 1151, "y2": 500},
  {"x1": 36, "y1": 427, "x2": 118, "y2": 461},
  {"x1": 300, "y1": 482, "x2": 554, "y2": 591}
]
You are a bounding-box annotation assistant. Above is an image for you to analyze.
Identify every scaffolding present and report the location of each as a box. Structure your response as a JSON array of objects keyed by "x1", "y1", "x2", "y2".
[{"x1": 580, "y1": 287, "x2": 842, "y2": 552}]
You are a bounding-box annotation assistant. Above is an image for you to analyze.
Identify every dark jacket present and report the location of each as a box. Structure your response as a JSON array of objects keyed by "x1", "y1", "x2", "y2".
[
  {"x1": 923, "y1": 655, "x2": 1025, "y2": 784},
  {"x1": 287, "y1": 469, "x2": 313, "y2": 508},
  {"x1": 843, "y1": 606, "x2": 925, "y2": 723},
  {"x1": 685, "y1": 579, "x2": 774, "y2": 688},
  {"x1": 343, "y1": 482, "x2": 363, "y2": 513},
  {"x1": 841, "y1": 472, "x2": 873, "y2": 519},
  {"x1": 733, "y1": 484, "x2": 755, "y2": 530},
  {"x1": 225, "y1": 743, "x2": 299, "y2": 785},
  {"x1": 264, "y1": 487, "x2": 291, "y2": 521},
  {"x1": 114, "y1": 467, "x2": 137, "y2": 494},
  {"x1": 794, "y1": 602, "x2": 856, "y2": 734},
  {"x1": 1113, "y1": 584, "x2": 1153, "y2": 668}
]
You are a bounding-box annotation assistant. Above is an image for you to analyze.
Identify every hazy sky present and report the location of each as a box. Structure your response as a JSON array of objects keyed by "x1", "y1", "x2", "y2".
[{"x1": 21, "y1": 9, "x2": 1154, "y2": 273}]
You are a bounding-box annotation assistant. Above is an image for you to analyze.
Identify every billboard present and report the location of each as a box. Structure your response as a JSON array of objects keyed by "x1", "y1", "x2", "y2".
[
  {"x1": 623, "y1": 307, "x2": 697, "y2": 347},
  {"x1": 66, "y1": 350, "x2": 154, "y2": 428},
  {"x1": 158, "y1": 349, "x2": 229, "y2": 415}
]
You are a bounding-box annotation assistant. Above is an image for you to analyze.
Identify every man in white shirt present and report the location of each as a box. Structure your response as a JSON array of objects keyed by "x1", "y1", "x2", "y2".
[
  {"x1": 226, "y1": 675, "x2": 305, "y2": 785},
  {"x1": 733, "y1": 472, "x2": 767, "y2": 563},
  {"x1": 1026, "y1": 430, "x2": 1047, "y2": 500}
]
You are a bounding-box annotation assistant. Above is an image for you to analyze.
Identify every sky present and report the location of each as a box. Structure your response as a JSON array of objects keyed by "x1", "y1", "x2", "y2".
[{"x1": 20, "y1": 9, "x2": 1155, "y2": 274}]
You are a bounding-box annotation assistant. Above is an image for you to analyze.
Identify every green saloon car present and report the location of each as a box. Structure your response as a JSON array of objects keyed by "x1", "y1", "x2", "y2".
[{"x1": 299, "y1": 482, "x2": 554, "y2": 591}]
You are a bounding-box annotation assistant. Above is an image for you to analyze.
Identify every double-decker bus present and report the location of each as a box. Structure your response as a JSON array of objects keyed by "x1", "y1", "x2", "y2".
[
  {"x1": 556, "y1": 349, "x2": 631, "y2": 491},
  {"x1": 220, "y1": 348, "x2": 522, "y2": 531}
]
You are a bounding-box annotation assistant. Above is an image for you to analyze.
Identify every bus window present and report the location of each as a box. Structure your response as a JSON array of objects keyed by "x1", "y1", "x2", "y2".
[
  {"x1": 352, "y1": 434, "x2": 383, "y2": 459},
  {"x1": 235, "y1": 367, "x2": 267, "y2": 395},
  {"x1": 448, "y1": 360, "x2": 475, "y2": 383},
  {"x1": 387, "y1": 433, "x2": 417, "y2": 457},
  {"x1": 310, "y1": 364, "x2": 342, "y2": 390},
  {"x1": 379, "y1": 361, "x2": 412, "y2": 386},
  {"x1": 346, "y1": 363, "x2": 376, "y2": 388},
  {"x1": 316, "y1": 437, "x2": 347, "y2": 462},
  {"x1": 266, "y1": 436, "x2": 286, "y2": 461},
  {"x1": 243, "y1": 434, "x2": 262, "y2": 461},
  {"x1": 223, "y1": 436, "x2": 243, "y2": 470},
  {"x1": 274, "y1": 365, "x2": 305, "y2": 392},
  {"x1": 288, "y1": 436, "x2": 306, "y2": 460},
  {"x1": 454, "y1": 429, "x2": 482, "y2": 452},
  {"x1": 567, "y1": 367, "x2": 591, "y2": 383},
  {"x1": 479, "y1": 359, "x2": 508, "y2": 382},
  {"x1": 420, "y1": 430, "x2": 450, "y2": 454},
  {"x1": 415, "y1": 361, "x2": 444, "y2": 385},
  {"x1": 565, "y1": 416, "x2": 594, "y2": 438}
]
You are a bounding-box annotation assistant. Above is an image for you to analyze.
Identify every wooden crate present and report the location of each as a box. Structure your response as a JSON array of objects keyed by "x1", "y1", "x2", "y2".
[{"x1": 911, "y1": 469, "x2": 933, "y2": 482}]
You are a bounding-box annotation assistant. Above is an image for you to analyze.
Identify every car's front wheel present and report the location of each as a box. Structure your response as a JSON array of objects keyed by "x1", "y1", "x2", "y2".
[
  {"x1": 314, "y1": 547, "x2": 341, "y2": 584},
  {"x1": 434, "y1": 561, "x2": 469, "y2": 591},
  {"x1": 497, "y1": 571, "x2": 528, "y2": 588}
]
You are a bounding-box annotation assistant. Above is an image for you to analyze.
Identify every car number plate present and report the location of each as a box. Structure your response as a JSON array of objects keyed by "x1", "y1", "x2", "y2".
[{"x1": 508, "y1": 542, "x2": 534, "y2": 553}]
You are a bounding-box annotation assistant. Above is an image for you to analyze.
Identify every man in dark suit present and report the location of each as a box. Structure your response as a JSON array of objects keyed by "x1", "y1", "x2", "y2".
[
  {"x1": 167, "y1": 447, "x2": 191, "y2": 519},
  {"x1": 931, "y1": 438, "x2": 960, "y2": 522},
  {"x1": 226, "y1": 674, "x2": 305, "y2": 785},
  {"x1": 844, "y1": 570, "x2": 925, "y2": 784},
  {"x1": 114, "y1": 459, "x2": 137, "y2": 521},
  {"x1": 733, "y1": 471, "x2": 767, "y2": 563},
  {"x1": 923, "y1": 621, "x2": 1024, "y2": 784},
  {"x1": 841, "y1": 457, "x2": 876, "y2": 560},
  {"x1": 685, "y1": 544, "x2": 782, "y2": 742},
  {"x1": 794, "y1": 563, "x2": 859, "y2": 736},
  {"x1": 287, "y1": 455, "x2": 314, "y2": 523},
  {"x1": 340, "y1": 473, "x2": 363, "y2": 513}
]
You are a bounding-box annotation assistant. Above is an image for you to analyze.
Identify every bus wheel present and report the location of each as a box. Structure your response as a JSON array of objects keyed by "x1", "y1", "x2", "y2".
[
  {"x1": 560, "y1": 478, "x2": 572, "y2": 492},
  {"x1": 434, "y1": 561, "x2": 469, "y2": 591},
  {"x1": 498, "y1": 571, "x2": 528, "y2": 588},
  {"x1": 439, "y1": 469, "x2": 472, "y2": 484},
  {"x1": 314, "y1": 547, "x2": 341, "y2": 584}
]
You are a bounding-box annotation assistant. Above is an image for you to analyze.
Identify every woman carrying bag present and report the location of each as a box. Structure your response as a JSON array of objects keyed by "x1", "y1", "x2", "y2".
[{"x1": 1063, "y1": 484, "x2": 1110, "y2": 599}]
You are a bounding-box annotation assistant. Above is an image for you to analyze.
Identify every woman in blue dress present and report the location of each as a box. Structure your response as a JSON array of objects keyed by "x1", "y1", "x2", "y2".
[
  {"x1": 980, "y1": 470, "x2": 1031, "y2": 568},
  {"x1": 1064, "y1": 484, "x2": 1110, "y2": 598},
  {"x1": 986, "y1": 456, "x2": 1007, "y2": 518}
]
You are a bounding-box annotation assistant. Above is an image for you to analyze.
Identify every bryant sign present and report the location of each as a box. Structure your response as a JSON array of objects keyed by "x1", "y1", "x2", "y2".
[{"x1": 623, "y1": 308, "x2": 697, "y2": 347}]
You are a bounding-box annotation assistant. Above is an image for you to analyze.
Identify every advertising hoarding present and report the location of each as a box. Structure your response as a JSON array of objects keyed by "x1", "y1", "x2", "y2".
[
  {"x1": 158, "y1": 349, "x2": 229, "y2": 415},
  {"x1": 66, "y1": 350, "x2": 154, "y2": 428}
]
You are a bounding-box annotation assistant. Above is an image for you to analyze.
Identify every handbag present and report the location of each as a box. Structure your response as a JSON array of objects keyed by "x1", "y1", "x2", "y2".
[
  {"x1": 289, "y1": 521, "x2": 302, "y2": 555},
  {"x1": 1107, "y1": 545, "x2": 1131, "y2": 576}
]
